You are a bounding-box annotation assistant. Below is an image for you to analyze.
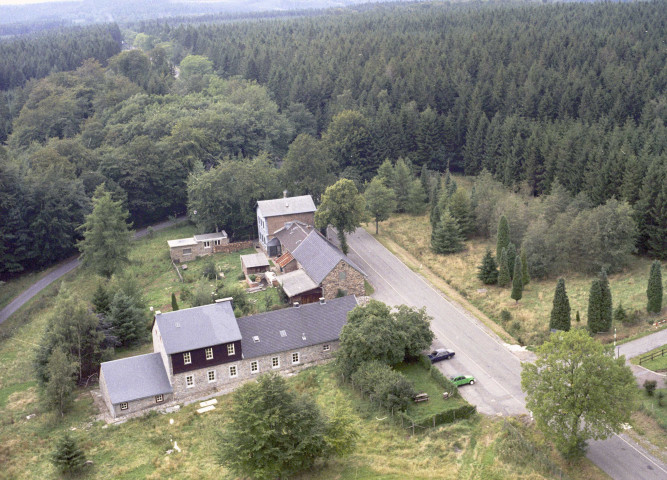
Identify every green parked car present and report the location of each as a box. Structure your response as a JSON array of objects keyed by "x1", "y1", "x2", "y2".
[{"x1": 450, "y1": 375, "x2": 475, "y2": 386}]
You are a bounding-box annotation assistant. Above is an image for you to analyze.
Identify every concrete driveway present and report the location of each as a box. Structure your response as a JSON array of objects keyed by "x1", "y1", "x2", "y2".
[{"x1": 344, "y1": 226, "x2": 667, "y2": 480}]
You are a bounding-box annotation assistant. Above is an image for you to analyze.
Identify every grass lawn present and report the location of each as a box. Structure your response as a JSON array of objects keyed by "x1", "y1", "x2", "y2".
[
  {"x1": 372, "y1": 213, "x2": 665, "y2": 346},
  {"x1": 394, "y1": 362, "x2": 468, "y2": 421},
  {"x1": 631, "y1": 345, "x2": 667, "y2": 372}
]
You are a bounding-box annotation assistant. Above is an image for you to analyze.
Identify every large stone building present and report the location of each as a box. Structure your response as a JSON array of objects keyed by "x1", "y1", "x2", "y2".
[
  {"x1": 257, "y1": 193, "x2": 316, "y2": 256},
  {"x1": 99, "y1": 295, "x2": 358, "y2": 419}
]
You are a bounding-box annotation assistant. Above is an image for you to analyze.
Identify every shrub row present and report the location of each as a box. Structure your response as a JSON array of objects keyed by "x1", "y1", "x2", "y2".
[{"x1": 349, "y1": 361, "x2": 416, "y2": 412}]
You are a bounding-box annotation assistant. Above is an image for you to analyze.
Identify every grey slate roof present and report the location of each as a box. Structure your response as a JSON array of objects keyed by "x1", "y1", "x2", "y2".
[
  {"x1": 194, "y1": 232, "x2": 227, "y2": 242},
  {"x1": 154, "y1": 300, "x2": 241, "y2": 354},
  {"x1": 274, "y1": 221, "x2": 314, "y2": 253},
  {"x1": 277, "y1": 269, "x2": 319, "y2": 297},
  {"x1": 101, "y1": 353, "x2": 172, "y2": 404},
  {"x1": 257, "y1": 195, "x2": 316, "y2": 218},
  {"x1": 241, "y1": 252, "x2": 270, "y2": 269},
  {"x1": 237, "y1": 295, "x2": 358, "y2": 359},
  {"x1": 292, "y1": 231, "x2": 366, "y2": 284}
]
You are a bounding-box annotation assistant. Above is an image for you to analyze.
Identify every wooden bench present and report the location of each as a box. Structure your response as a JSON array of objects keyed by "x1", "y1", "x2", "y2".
[{"x1": 413, "y1": 393, "x2": 429, "y2": 403}]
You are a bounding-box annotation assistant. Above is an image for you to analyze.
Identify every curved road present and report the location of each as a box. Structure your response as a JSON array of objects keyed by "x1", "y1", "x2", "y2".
[
  {"x1": 344, "y1": 227, "x2": 666, "y2": 480},
  {"x1": 0, "y1": 217, "x2": 187, "y2": 325}
]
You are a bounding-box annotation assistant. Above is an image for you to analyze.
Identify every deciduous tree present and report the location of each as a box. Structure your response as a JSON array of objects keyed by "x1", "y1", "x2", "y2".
[
  {"x1": 315, "y1": 179, "x2": 366, "y2": 254},
  {"x1": 42, "y1": 348, "x2": 78, "y2": 417},
  {"x1": 364, "y1": 177, "x2": 396, "y2": 234},
  {"x1": 521, "y1": 329, "x2": 635, "y2": 459}
]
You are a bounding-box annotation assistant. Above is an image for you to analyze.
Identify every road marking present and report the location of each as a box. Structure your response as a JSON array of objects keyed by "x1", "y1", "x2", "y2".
[
  {"x1": 348, "y1": 232, "x2": 526, "y2": 411},
  {"x1": 611, "y1": 434, "x2": 667, "y2": 475}
]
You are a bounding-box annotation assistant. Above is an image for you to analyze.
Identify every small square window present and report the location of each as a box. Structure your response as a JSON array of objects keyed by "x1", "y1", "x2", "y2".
[
  {"x1": 155, "y1": 394, "x2": 164, "y2": 403},
  {"x1": 323, "y1": 344, "x2": 330, "y2": 352},
  {"x1": 272, "y1": 356, "x2": 280, "y2": 368},
  {"x1": 120, "y1": 402, "x2": 128, "y2": 410},
  {"x1": 214, "y1": 239, "x2": 221, "y2": 246},
  {"x1": 183, "y1": 352, "x2": 191, "y2": 365},
  {"x1": 186, "y1": 375, "x2": 194, "y2": 388},
  {"x1": 252, "y1": 336, "x2": 260, "y2": 343},
  {"x1": 205, "y1": 347, "x2": 213, "y2": 360},
  {"x1": 229, "y1": 365, "x2": 238, "y2": 377},
  {"x1": 227, "y1": 344, "x2": 235, "y2": 356},
  {"x1": 183, "y1": 248, "x2": 192, "y2": 256},
  {"x1": 203, "y1": 241, "x2": 210, "y2": 248},
  {"x1": 279, "y1": 330, "x2": 287, "y2": 337},
  {"x1": 250, "y1": 361, "x2": 259, "y2": 374},
  {"x1": 208, "y1": 370, "x2": 216, "y2": 382},
  {"x1": 292, "y1": 352, "x2": 300, "y2": 365}
]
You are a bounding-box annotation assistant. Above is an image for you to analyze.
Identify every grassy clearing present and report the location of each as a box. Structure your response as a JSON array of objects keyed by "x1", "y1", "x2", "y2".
[
  {"x1": 631, "y1": 345, "x2": 667, "y2": 372},
  {"x1": 372, "y1": 213, "x2": 665, "y2": 346}
]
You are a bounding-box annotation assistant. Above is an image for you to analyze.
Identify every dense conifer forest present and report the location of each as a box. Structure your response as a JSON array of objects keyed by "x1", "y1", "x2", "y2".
[{"x1": 0, "y1": 1, "x2": 665, "y2": 276}]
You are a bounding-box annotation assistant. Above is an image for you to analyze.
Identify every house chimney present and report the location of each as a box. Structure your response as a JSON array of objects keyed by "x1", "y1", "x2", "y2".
[
  {"x1": 283, "y1": 190, "x2": 288, "y2": 198},
  {"x1": 302, "y1": 333, "x2": 307, "y2": 341},
  {"x1": 155, "y1": 310, "x2": 162, "y2": 315},
  {"x1": 319, "y1": 297, "x2": 326, "y2": 305},
  {"x1": 293, "y1": 302, "x2": 300, "y2": 308}
]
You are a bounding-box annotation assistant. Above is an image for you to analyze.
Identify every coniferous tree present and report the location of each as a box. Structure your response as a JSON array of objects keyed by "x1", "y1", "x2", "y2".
[
  {"x1": 576, "y1": 310, "x2": 581, "y2": 323},
  {"x1": 506, "y1": 242, "x2": 517, "y2": 279},
  {"x1": 405, "y1": 179, "x2": 428, "y2": 215},
  {"x1": 614, "y1": 304, "x2": 628, "y2": 325},
  {"x1": 520, "y1": 249, "x2": 530, "y2": 286},
  {"x1": 588, "y1": 279, "x2": 606, "y2": 333},
  {"x1": 429, "y1": 177, "x2": 442, "y2": 228},
  {"x1": 51, "y1": 432, "x2": 87, "y2": 475},
  {"x1": 171, "y1": 292, "x2": 179, "y2": 311},
  {"x1": 477, "y1": 250, "x2": 498, "y2": 285},
  {"x1": 431, "y1": 208, "x2": 464, "y2": 254},
  {"x1": 108, "y1": 291, "x2": 145, "y2": 346},
  {"x1": 91, "y1": 282, "x2": 111, "y2": 315},
  {"x1": 497, "y1": 248, "x2": 511, "y2": 287},
  {"x1": 376, "y1": 158, "x2": 396, "y2": 190},
  {"x1": 511, "y1": 256, "x2": 523, "y2": 302},
  {"x1": 550, "y1": 278, "x2": 571, "y2": 331},
  {"x1": 449, "y1": 188, "x2": 474, "y2": 238},
  {"x1": 647, "y1": 260, "x2": 663, "y2": 313},
  {"x1": 496, "y1": 215, "x2": 510, "y2": 261},
  {"x1": 598, "y1": 269, "x2": 613, "y2": 331}
]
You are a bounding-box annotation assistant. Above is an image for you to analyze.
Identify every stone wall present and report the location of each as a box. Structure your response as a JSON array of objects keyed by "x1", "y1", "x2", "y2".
[
  {"x1": 214, "y1": 240, "x2": 254, "y2": 254},
  {"x1": 321, "y1": 261, "x2": 365, "y2": 299},
  {"x1": 110, "y1": 392, "x2": 175, "y2": 419}
]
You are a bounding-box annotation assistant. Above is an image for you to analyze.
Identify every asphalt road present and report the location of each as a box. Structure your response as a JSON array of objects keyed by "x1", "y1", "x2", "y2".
[
  {"x1": 345, "y1": 227, "x2": 667, "y2": 480},
  {"x1": 0, "y1": 216, "x2": 187, "y2": 325}
]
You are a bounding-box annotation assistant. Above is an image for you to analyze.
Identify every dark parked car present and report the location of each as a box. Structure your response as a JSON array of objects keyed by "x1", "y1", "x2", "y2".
[{"x1": 428, "y1": 348, "x2": 455, "y2": 363}]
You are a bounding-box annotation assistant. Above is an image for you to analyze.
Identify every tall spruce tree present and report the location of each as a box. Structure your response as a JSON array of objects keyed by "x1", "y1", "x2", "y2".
[
  {"x1": 497, "y1": 247, "x2": 511, "y2": 287},
  {"x1": 511, "y1": 256, "x2": 523, "y2": 302},
  {"x1": 449, "y1": 189, "x2": 474, "y2": 238},
  {"x1": 477, "y1": 250, "x2": 499, "y2": 285},
  {"x1": 550, "y1": 278, "x2": 571, "y2": 331},
  {"x1": 588, "y1": 279, "x2": 606, "y2": 333},
  {"x1": 520, "y1": 249, "x2": 530, "y2": 286},
  {"x1": 647, "y1": 260, "x2": 663, "y2": 313},
  {"x1": 506, "y1": 242, "x2": 517, "y2": 279},
  {"x1": 431, "y1": 208, "x2": 464, "y2": 254},
  {"x1": 51, "y1": 433, "x2": 87, "y2": 475},
  {"x1": 598, "y1": 269, "x2": 613, "y2": 331},
  {"x1": 496, "y1": 215, "x2": 510, "y2": 261},
  {"x1": 171, "y1": 292, "x2": 179, "y2": 311},
  {"x1": 108, "y1": 291, "x2": 145, "y2": 346}
]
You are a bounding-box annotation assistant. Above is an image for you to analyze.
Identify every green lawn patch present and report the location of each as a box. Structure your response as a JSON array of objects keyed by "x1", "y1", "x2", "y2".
[
  {"x1": 638, "y1": 388, "x2": 667, "y2": 431},
  {"x1": 632, "y1": 344, "x2": 667, "y2": 372}
]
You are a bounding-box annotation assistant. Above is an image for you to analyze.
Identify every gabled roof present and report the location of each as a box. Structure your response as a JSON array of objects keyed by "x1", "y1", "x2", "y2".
[
  {"x1": 241, "y1": 253, "x2": 270, "y2": 269},
  {"x1": 101, "y1": 353, "x2": 172, "y2": 404},
  {"x1": 276, "y1": 251, "x2": 295, "y2": 268},
  {"x1": 237, "y1": 295, "x2": 358, "y2": 359},
  {"x1": 154, "y1": 300, "x2": 241, "y2": 354},
  {"x1": 274, "y1": 221, "x2": 314, "y2": 253},
  {"x1": 277, "y1": 269, "x2": 319, "y2": 297},
  {"x1": 194, "y1": 232, "x2": 227, "y2": 242},
  {"x1": 257, "y1": 195, "x2": 316, "y2": 218},
  {"x1": 292, "y1": 231, "x2": 366, "y2": 284}
]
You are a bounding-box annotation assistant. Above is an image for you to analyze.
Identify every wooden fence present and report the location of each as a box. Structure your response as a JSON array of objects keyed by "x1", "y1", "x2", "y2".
[{"x1": 639, "y1": 347, "x2": 666, "y2": 365}]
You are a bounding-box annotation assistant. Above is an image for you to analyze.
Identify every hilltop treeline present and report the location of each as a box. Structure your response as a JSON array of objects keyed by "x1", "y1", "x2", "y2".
[{"x1": 0, "y1": 1, "x2": 665, "y2": 276}]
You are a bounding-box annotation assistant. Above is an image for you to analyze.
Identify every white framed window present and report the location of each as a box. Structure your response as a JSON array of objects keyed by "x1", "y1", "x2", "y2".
[
  {"x1": 229, "y1": 365, "x2": 238, "y2": 378},
  {"x1": 323, "y1": 344, "x2": 330, "y2": 352},
  {"x1": 207, "y1": 370, "x2": 216, "y2": 382},
  {"x1": 186, "y1": 375, "x2": 194, "y2": 388},
  {"x1": 272, "y1": 356, "x2": 280, "y2": 368},
  {"x1": 227, "y1": 343, "x2": 235, "y2": 356},
  {"x1": 205, "y1": 347, "x2": 213, "y2": 360},
  {"x1": 250, "y1": 361, "x2": 259, "y2": 374},
  {"x1": 292, "y1": 352, "x2": 300, "y2": 365},
  {"x1": 214, "y1": 239, "x2": 221, "y2": 246},
  {"x1": 203, "y1": 241, "x2": 210, "y2": 248},
  {"x1": 183, "y1": 352, "x2": 192, "y2": 365},
  {"x1": 183, "y1": 248, "x2": 192, "y2": 256},
  {"x1": 120, "y1": 402, "x2": 128, "y2": 410},
  {"x1": 155, "y1": 394, "x2": 164, "y2": 403}
]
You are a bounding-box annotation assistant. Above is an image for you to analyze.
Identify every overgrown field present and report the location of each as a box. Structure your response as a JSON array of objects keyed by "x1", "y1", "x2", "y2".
[
  {"x1": 0, "y1": 223, "x2": 613, "y2": 479},
  {"x1": 372, "y1": 213, "x2": 665, "y2": 346}
]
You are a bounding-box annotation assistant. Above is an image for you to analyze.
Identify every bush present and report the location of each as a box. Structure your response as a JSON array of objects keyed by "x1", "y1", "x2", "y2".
[
  {"x1": 644, "y1": 380, "x2": 657, "y2": 396},
  {"x1": 217, "y1": 283, "x2": 251, "y2": 315},
  {"x1": 237, "y1": 272, "x2": 246, "y2": 281},
  {"x1": 249, "y1": 274, "x2": 257, "y2": 282},
  {"x1": 500, "y1": 309, "x2": 512, "y2": 324},
  {"x1": 350, "y1": 361, "x2": 415, "y2": 412},
  {"x1": 202, "y1": 260, "x2": 217, "y2": 280}
]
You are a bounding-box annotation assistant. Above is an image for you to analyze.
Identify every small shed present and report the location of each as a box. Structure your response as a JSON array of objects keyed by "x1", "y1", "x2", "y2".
[{"x1": 241, "y1": 253, "x2": 270, "y2": 276}]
